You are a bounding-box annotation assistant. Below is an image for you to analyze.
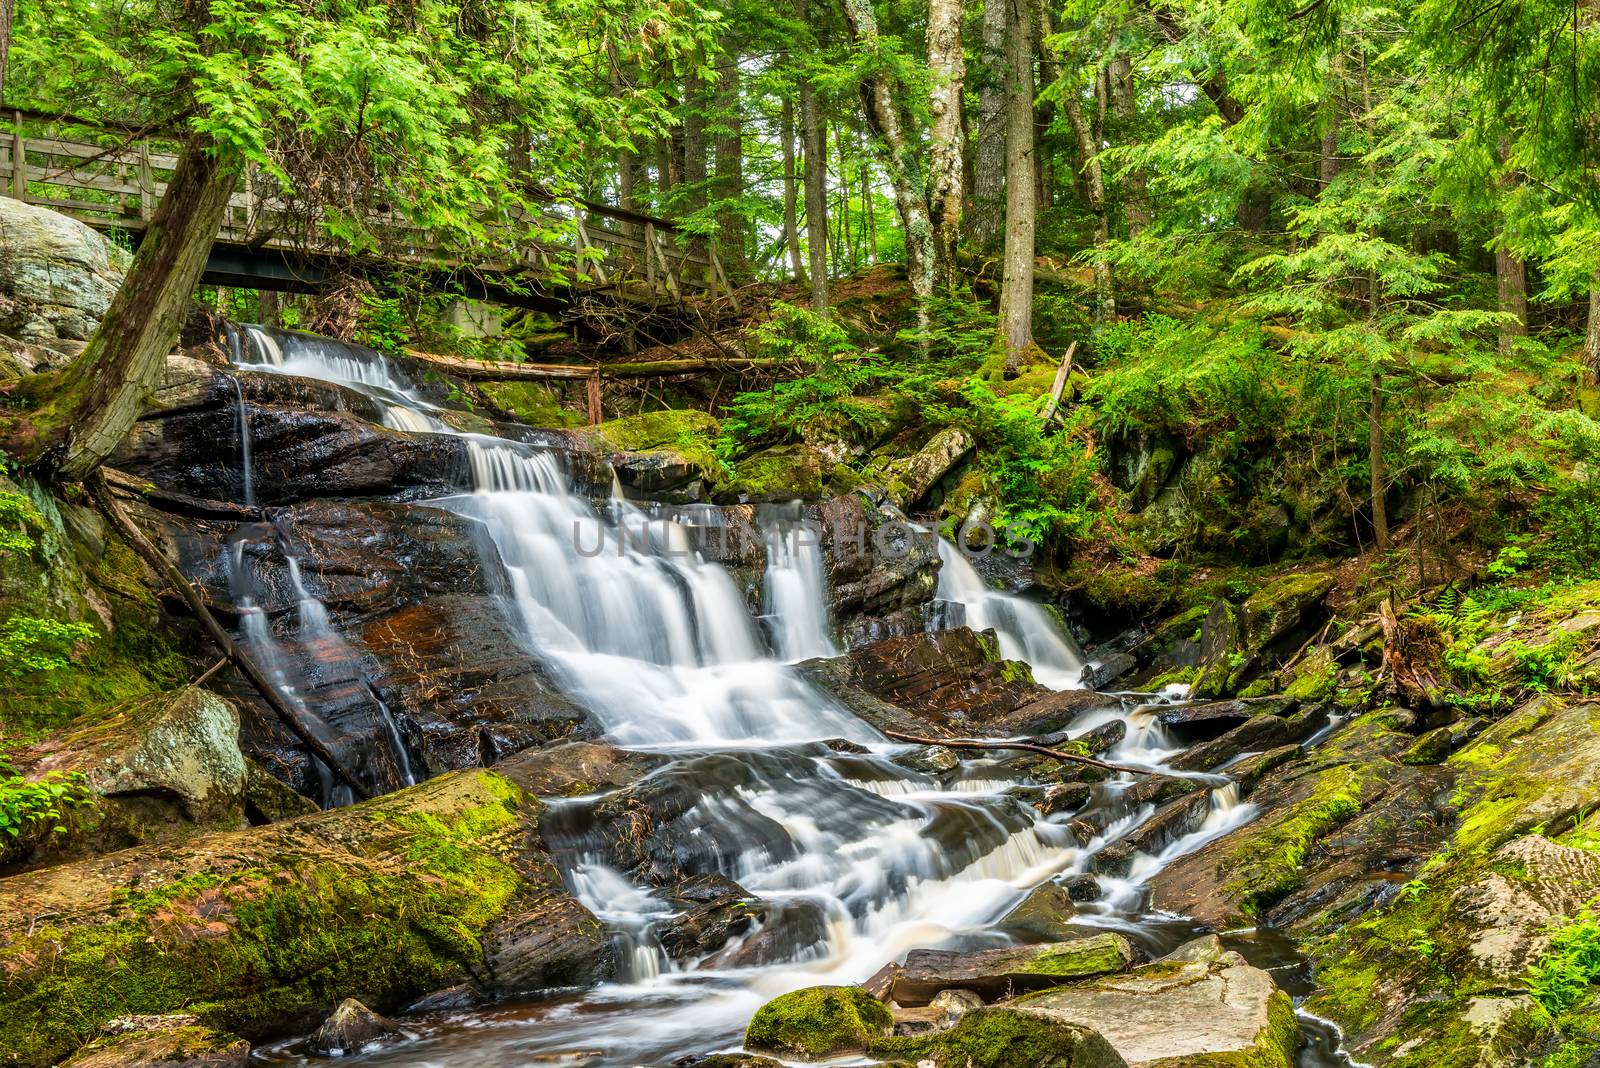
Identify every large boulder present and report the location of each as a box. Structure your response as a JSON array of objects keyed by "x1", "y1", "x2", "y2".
[
  {"x1": 1016, "y1": 937, "x2": 1300, "y2": 1067},
  {"x1": 871, "y1": 1007, "x2": 1128, "y2": 1068},
  {"x1": 60, "y1": 1017, "x2": 248, "y2": 1068},
  {"x1": 798, "y1": 627, "x2": 1107, "y2": 738},
  {"x1": 0, "y1": 197, "x2": 127, "y2": 343},
  {"x1": 870, "y1": 426, "x2": 974, "y2": 510},
  {"x1": 743, "y1": 986, "x2": 892, "y2": 1061},
  {"x1": 0, "y1": 769, "x2": 611, "y2": 1068}
]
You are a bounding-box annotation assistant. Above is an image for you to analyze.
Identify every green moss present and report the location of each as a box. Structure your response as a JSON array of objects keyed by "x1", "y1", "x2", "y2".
[
  {"x1": 1221, "y1": 763, "x2": 1366, "y2": 917},
  {"x1": 721, "y1": 444, "x2": 827, "y2": 498},
  {"x1": 0, "y1": 771, "x2": 541, "y2": 1067},
  {"x1": 743, "y1": 986, "x2": 891, "y2": 1060},
  {"x1": 477, "y1": 381, "x2": 583, "y2": 429},
  {"x1": 869, "y1": 1007, "x2": 1126, "y2": 1068}
]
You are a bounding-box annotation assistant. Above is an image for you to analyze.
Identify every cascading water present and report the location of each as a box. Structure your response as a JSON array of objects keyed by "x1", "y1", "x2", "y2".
[
  {"x1": 224, "y1": 327, "x2": 1357, "y2": 1068},
  {"x1": 934, "y1": 538, "x2": 1087, "y2": 689}
]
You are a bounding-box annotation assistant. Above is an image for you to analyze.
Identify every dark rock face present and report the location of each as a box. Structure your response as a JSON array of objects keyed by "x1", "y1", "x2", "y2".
[
  {"x1": 817, "y1": 494, "x2": 941, "y2": 645},
  {"x1": 306, "y1": 999, "x2": 403, "y2": 1056},
  {"x1": 798, "y1": 627, "x2": 1109, "y2": 738},
  {"x1": 149, "y1": 498, "x2": 594, "y2": 796}
]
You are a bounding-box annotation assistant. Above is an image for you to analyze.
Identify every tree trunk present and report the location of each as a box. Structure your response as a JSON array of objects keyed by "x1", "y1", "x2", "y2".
[
  {"x1": 47, "y1": 137, "x2": 239, "y2": 480},
  {"x1": 1319, "y1": 53, "x2": 1343, "y2": 190},
  {"x1": 1369, "y1": 369, "x2": 1390, "y2": 551},
  {"x1": 780, "y1": 98, "x2": 807, "y2": 283},
  {"x1": 799, "y1": 27, "x2": 831, "y2": 313},
  {"x1": 0, "y1": 0, "x2": 12, "y2": 107},
  {"x1": 1496, "y1": 244, "x2": 1528, "y2": 355},
  {"x1": 999, "y1": 0, "x2": 1036, "y2": 377},
  {"x1": 1586, "y1": 272, "x2": 1600, "y2": 385},
  {"x1": 682, "y1": 62, "x2": 709, "y2": 279},
  {"x1": 1061, "y1": 92, "x2": 1113, "y2": 323},
  {"x1": 966, "y1": 0, "x2": 1008, "y2": 250},
  {"x1": 1109, "y1": 54, "x2": 1150, "y2": 238},
  {"x1": 927, "y1": 0, "x2": 966, "y2": 289},
  {"x1": 837, "y1": 0, "x2": 936, "y2": 303},
  {"x1": 714, "y1": 55, "x2": 746, "y2": 279}
]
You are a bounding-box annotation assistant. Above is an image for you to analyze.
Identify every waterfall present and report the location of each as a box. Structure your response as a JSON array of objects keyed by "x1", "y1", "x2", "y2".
[
  {"x1": 934, "y1": 538, "x2": 1087, "y2": 689},
  {"x1": 222, "y1": 327, "x2": 1306, "y2": 1068},
  {"x1": 758, "y1": 503, "x2": 837, "y2": 662}
]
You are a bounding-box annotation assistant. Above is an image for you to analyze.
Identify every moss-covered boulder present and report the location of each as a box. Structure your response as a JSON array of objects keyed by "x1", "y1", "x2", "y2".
[
  {"x1": 866, "y1": 426, "x2": 974, "y2": 510},
  {"x1": 871, "y1": 1007, "x2": 1128, "y2": 1068},
  {"x1": 1191, "y1": 572, "x2": 1334, "y2": 698},
  {"x1": 476, "y1": 380, "x2": 583, "y2": 429},
  {"x1": 60, "y1": 1018, "x2": 248, "y2": 1068},
  {"x1": 573, "y1": 408, "x2": 723, "y2": 494},
  {"x1": 0, "y1": 769, "x2": 610, "y2": 1067},
  {"x1": 1016, "y1": 937, "x2": 1300, "y2": 1068},
  {"x1": 886, "y1": 934, "x2": 1137, "y2": 1005},
  {"x1": 743, "y1": 985, "x2": 892, "y2": 1060},
  {"x1": 719, "y1": 443, "x2": 828, "y2": 501}
]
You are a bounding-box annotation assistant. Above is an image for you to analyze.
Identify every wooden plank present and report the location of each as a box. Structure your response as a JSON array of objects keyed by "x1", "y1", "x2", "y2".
[{"x1": 11, "y1": 115, "x2": 25, "y2": 199}]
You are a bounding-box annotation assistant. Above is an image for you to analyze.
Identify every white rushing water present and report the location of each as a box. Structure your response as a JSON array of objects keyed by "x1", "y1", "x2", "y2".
[{"x1": 227, "y1": 329, "x2": 1335, "y2": 1068}]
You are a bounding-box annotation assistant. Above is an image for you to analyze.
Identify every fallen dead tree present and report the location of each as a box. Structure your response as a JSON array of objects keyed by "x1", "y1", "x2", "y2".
[{"x1": 404, "y1": 348, "x2": 793, "y2": 381}]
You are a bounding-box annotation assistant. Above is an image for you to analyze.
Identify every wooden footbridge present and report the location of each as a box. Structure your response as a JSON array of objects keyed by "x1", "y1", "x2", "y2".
[{"x1": 0, "y1": 108, "x2": 736, "y2": 310}]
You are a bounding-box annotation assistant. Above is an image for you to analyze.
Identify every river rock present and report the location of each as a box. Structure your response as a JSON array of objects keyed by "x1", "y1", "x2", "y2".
[
  {"x1": 493, "y1": 741, "x2": 663, "y2": 797},
  {"x1": 1078, "y1": 651, "x2": 1136, "y2": 690},
  {"x1": 743, "y1": 986, "x2": 892, "y2": 1061},
  {"x1": 0, "y1": 769, "x2": 612, "y2": 1068},
  {"x1": 1015, "y1": 936, "x2": 1299, "y2": 1067},
  {"x1": 887, "y1": 934, "x2": 1136, "y2": 1006},
  {"x1": 997, "y1": 882, "x2": 1082, "y2": 942},
  {"x1": 0, "y1": 197, "x2": 128, "y2": 343},
  {"x1": 817, "y1": 493, "x2": 941, "y2": 644},
  {"x1": 60, "y1": 1019, "x2": 249, "y2": 1068},
  {"x1": 656, "y1": 890, "x2": 764, "y2": 963},
  {"x1": 874, "y1": 1007, "x2": 1128, "y2": 1068},
  {"x1": 306, "y1": 999, "x2": 403, "y2": 1056}
]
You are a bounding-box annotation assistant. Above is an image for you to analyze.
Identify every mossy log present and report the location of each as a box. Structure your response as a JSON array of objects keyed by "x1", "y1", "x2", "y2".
[
  {"x1": 0, "y1": 769, "x2": 610, "y2": 1067},
  {"x1": 405, "y1": 348, "x2": 792, "y2": 381}
]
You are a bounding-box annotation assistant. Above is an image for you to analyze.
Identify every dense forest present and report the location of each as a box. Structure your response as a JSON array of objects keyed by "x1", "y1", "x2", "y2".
[{"x1": 0, "y1": 0, "x2": 1596, "y2": 1064}]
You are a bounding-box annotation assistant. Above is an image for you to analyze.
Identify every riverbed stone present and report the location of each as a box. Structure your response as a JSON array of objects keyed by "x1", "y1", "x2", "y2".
[
  {"x1": 306, "y1": 999, "x2": 404, "y2": 1056},
  {"x1": 0, "y1": 769, "x2": 611, "y2": 1068},
  {"x1": 1016, "y1": 936, "x2": 1299, "y2": 1067},
  {"x1": 996, "y1": 883, "x2": 1082, "y2": 943},
  {"x1": 743, "y1": 986, "x2": 892, "y2": 1061},
  {"x1": 888, "y1": 934, "x2": 1137, "y2": 1006},
  {"x1": 817, "y1": 492, "x2": 941, "y2": 643}
]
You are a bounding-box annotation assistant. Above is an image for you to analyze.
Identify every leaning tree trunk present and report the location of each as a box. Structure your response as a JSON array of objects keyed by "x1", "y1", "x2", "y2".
[
  {"x1": 998, "y1": 0, "x2": 1036, "y2": 377},
  {"x1": 966, "y1": 0, "x2": 1008, "y2": 250},
  {"x1": 926, "y1": 0, "x2": 967, "y2": 290},
  {"x1": 48, "y1": 137, "x2": 239, "y2": 481},
  {"x1": 780, "y1": 98, "x2": 807, "y2": 283},
  {"x1": 837, "y1": 0, "x2": 936, "y2": 305}
]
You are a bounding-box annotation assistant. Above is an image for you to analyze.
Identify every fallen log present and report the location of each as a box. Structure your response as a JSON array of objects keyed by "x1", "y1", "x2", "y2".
[
  {"x1": 404, "y1": 348, "x2": 793, "y2": 382},
  {"x1": 1039, "y1": 340, "x2": 1079, "y2": 422},
  {"x1": 88, "y1": 473, "x2": 371, "y2": 800},
  {"x1": 881, "y1": 728, "x2": 1157, "y2": 777}
]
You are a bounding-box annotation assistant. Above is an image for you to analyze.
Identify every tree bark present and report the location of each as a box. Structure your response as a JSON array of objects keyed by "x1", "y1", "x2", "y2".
[
  {"x1": 0, "y1": 0, "x2": 12, "y2": 107},
  {"x1": 1109, "y1": 53, "x2": 1150, "y2": 238},
  {"x1": 1319, "y1": 53, "x2": 1343, "y2": 190},
  {"x1": 1586, "y1": 272, "x2": 1600, "y2": 385},
  {"x1": 713, "y1": 54, "x2": 746, "y2": 279},
  {"x1": 967, "y1": 0, "x2": 1009, "y2": 250},
  {"x1": 49, "y1": 137, "x2": 240, "y2": 480},
  {"x1": 799, "y1": 10, "x2": 831, "y2": 313},
  {"x1": 999, "y1": 0, "x2": 1036, "y2": 377},
  {"x1": 681, "y1": 61, "x2": 710, "y2": 280},
  {"x1": 1496, "y1": 243, "x2": 1528, "y2": 355},
  {"x1": 927, "y1": 0, "x2": 967, "y2": 290},
  {"x1": 837, "y1": 0, "x2": 936, "y2": 304},
  {"x1": 1039, "y1": 6, "x2": 1113, "y2": 322},
  {"x1": 780, "y1": 98, "x2": 807, "y2": 282},
  {"x1": 1369, "y1": 369, "x2": 1390, "y2": 551}
]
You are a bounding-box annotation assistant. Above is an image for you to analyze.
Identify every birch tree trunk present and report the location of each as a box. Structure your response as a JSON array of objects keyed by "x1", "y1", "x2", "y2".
[
  {"x1": 47, "y1": 138, "x2": 240, "y2": 480},
  {"x1": 780, "y1": 98, "x2": 807, "y2": 283},
  {"x1": 966, "y1": 0, "x2": 1008, "y2": 249},
  {"x1": 999, "y1": 0, "x2": 1036, "y2": 377},
  {"x1": 926, "y1": 0, "x2": 967, "y2": 290},
  {"x1": 837, "y1": 0, "x2": 936, "y2": 303}
]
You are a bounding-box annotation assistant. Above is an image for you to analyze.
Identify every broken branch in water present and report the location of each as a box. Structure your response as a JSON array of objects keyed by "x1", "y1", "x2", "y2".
[{"x1": 881, "y1": 728, "x2": 1157, "y2": 777}]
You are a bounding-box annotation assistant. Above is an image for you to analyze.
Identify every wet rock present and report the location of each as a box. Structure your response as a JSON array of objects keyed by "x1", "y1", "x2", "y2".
[
  {"x1": 1156, "y1": 695, "x2": 1296, "y2": 738},
  {"x1": 61, "y1": 1019, "x2": 249, "y2": 1068},
  {"x1": 657, "y1": 892, "x2": 764, "y2": 963},
  {"x1": 869, "y1": 1007, "x2": 1127, "y2": 1068},
  {"x1": 1078, "y1": 652, "x2": 1136, "y2": 690},
  {"x1": 799, "y1": 627, "x2": 1106, "y2": 738},
  {"x1": 718, "y1": 443, "x2": 829, "y2": 501},
  {"x1": 306, "y1": 999, "x2": 403, "y2": 1056},
  {"x1": 997, "y1": 883, "x2": 1081, "y2": 943},
  {"x1": 893, "y1": 744, "x2": 960, "y2": 775},
  {"x1": 1017, "y1": 936, "x2": 1298, "y2": 1068},
  {"x1": 401, "y1": 983, "x2": 484, "y2": 1013},
  {"x1": 1094, "y1": 791, "x2": 1217, "y2": 877},
  {"x1": 744, "y1": 986, "x2": 893, "y2": 1061},
  {"x1": 494, "y1": 742, "x2": 663, "y2": 797},
  {"x1": 888, "y1": 934, "x2": 1136, "y2": 1006},
  {"x1": 0, "y1": 197, "x2": 127, "y2": 343},
  {"x1": 1168, "y1": 703, "x2": 1330, "y2": 775},
  {"x1": 665, "y1": 874, "x2": 751, "y2": 907},
  {"x1": 673, "y1": 1057, "x2": 784, "y2": 1068},
  {"x1": 817, "y1": 494, "x2": 941, "y2": 644},
  {"x1": 699, "y1": 899, "x2": 833, "y2": 969},
  {"x1": 0, "y1": 770, "x2": 612, "y2": 1067},
  {"x1": 1038, "y1": 782, "x2": 1092, "y2": 816}
]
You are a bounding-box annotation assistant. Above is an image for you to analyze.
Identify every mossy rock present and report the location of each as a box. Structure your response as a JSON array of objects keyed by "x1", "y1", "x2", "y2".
[
  {"x1": 60, "y1": 1022, "x2": 249, "y2": 1068},
  {"x1": 869, "y1": 1007, "x2": 1128, "y2": 1068},
  {"x1": 743, "y1": 985, "x2": 892, "y2": 1061},
  {"x1": 476, "y1": 380, "x2": 583, "y2": 429},
  {"x1": 720, "y1": 443, "x2": 827, "y2": 500},
  {"x1": 0, "y1": 769, "x2": 610, "y2": 1067}
]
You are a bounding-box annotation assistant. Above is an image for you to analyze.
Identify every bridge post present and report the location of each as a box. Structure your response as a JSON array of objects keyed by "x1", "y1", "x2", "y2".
[
  {"x1": 137, "y1": 144, "x2": 155, "y2": 220},
  {"x1": 9, "y1": 112, "x2": 25, "y2": 201}
]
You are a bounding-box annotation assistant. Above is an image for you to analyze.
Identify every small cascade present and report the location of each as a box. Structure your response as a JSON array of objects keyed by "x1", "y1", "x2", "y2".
[
  {"x1": 757, "y1": 502, "x2": 836, "y2": 662},
  {"x1": 934, "y1": 538, "x2": 1087, "y2": 689}
]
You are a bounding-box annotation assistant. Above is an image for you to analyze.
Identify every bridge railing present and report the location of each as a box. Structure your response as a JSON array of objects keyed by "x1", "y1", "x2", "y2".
[{"x1": 0, "y1": 108, "x2": 733, "y2": 303}]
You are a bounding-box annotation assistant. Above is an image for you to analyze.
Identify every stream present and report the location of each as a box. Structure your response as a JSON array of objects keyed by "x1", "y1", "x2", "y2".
[{"x1": 222, "y1": 327, "x2": 1359, "y2": 1067}]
